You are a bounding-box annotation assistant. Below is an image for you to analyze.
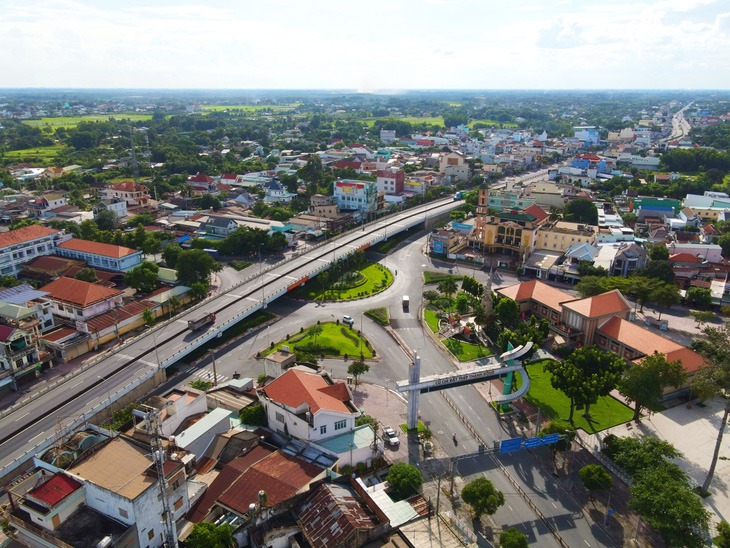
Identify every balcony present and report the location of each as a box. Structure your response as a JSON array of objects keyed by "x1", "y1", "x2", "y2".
[{"x1": 550, "y1": 322, "x2": 582, "y2": 339}]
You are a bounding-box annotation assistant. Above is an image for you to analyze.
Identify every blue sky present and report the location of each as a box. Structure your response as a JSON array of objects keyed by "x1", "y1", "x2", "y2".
[{"x1": 1, "y1": 0, "x2": 728, "y2": 89}]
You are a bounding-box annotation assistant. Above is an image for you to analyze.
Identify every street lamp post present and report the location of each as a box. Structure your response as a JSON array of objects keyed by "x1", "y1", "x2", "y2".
[{"x1": 208, "y1": 349, "x2": 218, "y2": 387}]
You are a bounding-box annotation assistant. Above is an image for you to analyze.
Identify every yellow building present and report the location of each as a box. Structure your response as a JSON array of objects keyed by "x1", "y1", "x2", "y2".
[
  {"x1": 535, "y1": 221, "x2": 597, "y2": 253},
  {"x1": 471, "y1": 189, "x2": 545, "y2": 264}
]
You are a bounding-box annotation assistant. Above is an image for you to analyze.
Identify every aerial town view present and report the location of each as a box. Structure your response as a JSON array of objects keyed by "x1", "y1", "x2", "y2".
[{"x1": 0, "y1": 1, "x2": 729, "y2": 547}]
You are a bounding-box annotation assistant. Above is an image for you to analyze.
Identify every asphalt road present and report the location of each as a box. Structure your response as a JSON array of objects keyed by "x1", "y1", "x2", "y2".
[
  {"x1": 174, "y1": 231, "x2": 612, "y2": 546},
  {"x1": 0, "y1": 197, "x2": 461, "y2": 477}
]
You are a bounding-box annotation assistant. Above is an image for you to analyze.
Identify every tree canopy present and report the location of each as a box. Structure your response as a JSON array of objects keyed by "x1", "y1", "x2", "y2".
[
  {"x1": 124, "y1": 261, "x2": 159, "y2": 293},
  {"x1": 386, "y1": 463, "x2": 423, "y2": 500},
  {"x1": 563, "y1": 198, "x2": 598, "y2": 224},
  {"x1": 176, "y1": 248, "x2": 222, "y2": 286},
  {"x1": 461, "y1": 477, "x2": 505, "y2": 519},
  {"x1": 185, "y1": 522, "x2": 234, "y2": 548},
  {"x1": 618, "y1": 352, "x2": 685, "y2": 422}
]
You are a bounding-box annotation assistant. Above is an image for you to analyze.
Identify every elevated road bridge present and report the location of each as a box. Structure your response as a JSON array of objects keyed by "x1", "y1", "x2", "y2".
[{"x1": 0, "y1": 197, "x2": 463, "y2": 481}]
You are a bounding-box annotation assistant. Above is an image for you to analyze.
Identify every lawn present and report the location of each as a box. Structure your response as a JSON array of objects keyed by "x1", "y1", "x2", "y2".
[
  {"x1": 4, "y1": 144, "x2": 68, "y2": 163},
  {"x1": 263, "y1": 322, "x2": 373, "y2": 359},
  {"x1": 22, "y1": 114, "x2": 153, "y2": 128},
  {"x1": 444, "y1": 338, "x2": 492, "y2": 362},
  {"x1": 424, "y1": 308, "x2": 440, "y2": 333},
  {"x1": 364, "y1": 307, "x2": 389, "y2": 326},
  {"x1": 514, "y1": 359, "x2": 634, "y2": 433},
  {"x1": 423, "y1": 271, "x2": 463, "y2": 285},
  {"x1": 294, "y1": 262, "x2": 393, "y2": 301}
]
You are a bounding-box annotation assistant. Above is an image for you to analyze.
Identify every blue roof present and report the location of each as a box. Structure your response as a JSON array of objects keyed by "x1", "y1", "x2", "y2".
[
  {"x1": 0, "y1": 284, "x2": 49, "y2": 305},
  {"x1": 315, "y1": 425, "x2": 376, "y2": 454}
]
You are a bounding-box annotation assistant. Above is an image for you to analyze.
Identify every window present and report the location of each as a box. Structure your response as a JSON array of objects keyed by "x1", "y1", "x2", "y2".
[
  {"x1": 320, "y1": 425, "x2": 327, "y2": 435},
  {"x1": 275, "y1": 412, "x2": 284, "y2": 423},
  {"x1": 148, "y1": 529, "x2": 155, "y2": 541},
  {"x1": 335, "y1": 420, "x2": 347, "y2": 431},
  {"x1": 174, "y1": 497, "x2": 183, "y2": 511},
  {"x1": 119, "y1": 508, "x2": 128, "y2": 519}
]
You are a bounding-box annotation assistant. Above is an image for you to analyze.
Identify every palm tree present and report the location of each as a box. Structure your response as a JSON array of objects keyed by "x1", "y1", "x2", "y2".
[{"x1": 437, "y1": 279, "x2": 458, "y2": 318}]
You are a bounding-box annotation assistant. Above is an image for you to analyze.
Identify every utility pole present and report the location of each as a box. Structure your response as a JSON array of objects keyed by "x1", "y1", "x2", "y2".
[{"x1": 208, "y1": 349, "x2": 218, "y2": 387}]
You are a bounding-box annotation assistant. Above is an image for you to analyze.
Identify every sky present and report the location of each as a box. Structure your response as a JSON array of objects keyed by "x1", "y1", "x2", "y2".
[{"x1": 1, "y1": 0, "x2": 729, "y2": 90}]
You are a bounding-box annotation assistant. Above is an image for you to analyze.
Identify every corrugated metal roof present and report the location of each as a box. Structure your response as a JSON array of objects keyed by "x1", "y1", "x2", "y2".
[{"x1": 0, "y1": 284, "x2": 49, "y2": 305}]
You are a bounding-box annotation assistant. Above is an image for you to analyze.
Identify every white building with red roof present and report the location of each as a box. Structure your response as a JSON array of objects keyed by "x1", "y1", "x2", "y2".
[
  {"x1": 101, "y1": 180, "x2": 151, "y2": 207},
  {"x1": 40, "y1": 277, "x2": 123, "y2": 322},
  {"x1": 0, "y1": 224, "x2": 68, "y2": 276},
  {"x1": 259, "y1": 368, "x2": 360, "y2": 443},
  {"x1": 56, "y1": 238, "x2": 142, "y2": 272}
]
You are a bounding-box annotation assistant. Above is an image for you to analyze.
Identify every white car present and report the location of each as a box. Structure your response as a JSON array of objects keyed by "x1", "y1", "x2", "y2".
[
  {"x1": 342, "y1": 315, "x2": 355, "y2": 326},
  {"x1": 383, "y1": 426, "x2": 400, "y2": 447}
]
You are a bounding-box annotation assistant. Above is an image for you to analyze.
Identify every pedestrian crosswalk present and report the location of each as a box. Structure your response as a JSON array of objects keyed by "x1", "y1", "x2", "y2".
[{"x1": 183, "y1": 365, "x2": 229, "y2": 384}]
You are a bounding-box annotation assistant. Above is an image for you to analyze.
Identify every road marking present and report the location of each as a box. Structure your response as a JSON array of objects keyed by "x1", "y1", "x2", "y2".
[
  {"x1": 508, "y1": 505, "x2": 513, "y2": 511},
  {"x1": 70, "y1": 380, "x2": 84, "y2": 389},
  {"x1": 29, "y1": 432, "x2": 45, "y2": 442},
  {"x1": 14, "y1": 412, "x2": 29, "y2": 422},
  {"x1": 584, "y1": 541, "x2": 591, "y2": 546},
  {"x1": 552, "y1": 502, "x2": 557, "y2": 508}
]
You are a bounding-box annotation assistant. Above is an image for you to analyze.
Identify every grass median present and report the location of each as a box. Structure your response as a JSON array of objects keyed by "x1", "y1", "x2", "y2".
[{"x1": 263, "y1": 322, "x2": 373, "y2": 359}]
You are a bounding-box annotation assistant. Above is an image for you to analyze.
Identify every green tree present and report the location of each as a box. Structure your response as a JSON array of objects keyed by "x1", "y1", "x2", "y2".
[
  {"x1": 355, "y1": 414, "x2": 377, "y2": 429},
  {"x1": 185, "y1": 522, "x2": 234, "y2": 548},
  {"x1": 176, "y1": 248, "x2": 222, "y2": 286},
  {"x1": 199, "y1": 193, "x2": 221, "y2": 210},
  {"x1": 494, "y1": 297, "x2": 519, "y2": 329},
  {"x1": 142, "y1": 308, "x2": 155, "y2": 328},
  {"x1": 578, "y1": 464, "x2": 613, "y2": 493},
  {"x1": 74, "y1": 267, "x2": 98, "y2": 283},
  {"x1": 648, "y1": 244, "x2": 670, "y2": 261},
  {"x1": 499, "y1": 528, "x2": 528, "y2": 548},
  {"x1": 690, "y1": 310, "x2": 715, "y2": 329},
  {"x1": 141, "y1": 235, "x2": 161, "y2": 257},
  {"x1": 637, "y1": 259, "x2": 675, "y2": 284},
  {"x1": 347, "y1": 358, "x2": 370, "y2": 385},
  {"x1": 95, "y1": 209, "x2": 118, "y2": 231},
  {"x1": 629, "y1": 467, "x2": 709, "y2": 548},
  {"x1": 715, "y1": 520, "x2": 730, "y2": 548},
  {"x1": 239, "y1": 402, "x2": 266, "y2": 426},
  {"x1": 619, "y1": 353, "x2": 685, "y2": 422},
  {"x1": 167, "y1": 295, "x2": 181, "y2": 318},
  {"x1": 691, "y1": 323, "x2": 730, "y2": 496},
  {"x1": 461, "y1": 477, "x2": 505, "y2": 519},
  {"x1": 124, "y1": 261, "x2": 159, "y2": 293},
  {"x1": 563, "y1": 198, "x2": 598, "y2": 224},
  {"x1": 162, "y1": 243, "x2": 182, "y2": 268},
  {"x1": 602, "y1": 435, "x2": 683, "y2": 478},
  {"x1": 546, "y1": 348, "x2": 624, "y2": 420},
  {"x1": 686, "y1": 287, "x2": 713, "y2": 310},
  {"x1": 386, "y1": 462, "x2": 423, "y2": 500},
  {"x1": 189, "y1": 281, "x2": 209, "y2": 301},
  {"x1": 650, "y1": 282, "x2": 680, "y2": 320},
  {"x1": 308, "y1": 323, "x2": 323, "y2": 346}
]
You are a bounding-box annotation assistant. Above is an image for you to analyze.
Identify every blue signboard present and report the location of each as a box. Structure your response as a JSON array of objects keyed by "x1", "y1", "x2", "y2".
[
  {"x1": 452, "y1": 222, "x2": 472, "y2": 231},
  {"x1": 499, "y1": 438, "x2": 523, "y2": 453},
  {"x1": 541, "y1": 433, "x2": 560, "y2": 445},
  {"x1": 523, "y1": 437, "x2": 543, "y2": 449},
  {"x1": 432, "y1": 240, "x2": 444, "y2": 254}
]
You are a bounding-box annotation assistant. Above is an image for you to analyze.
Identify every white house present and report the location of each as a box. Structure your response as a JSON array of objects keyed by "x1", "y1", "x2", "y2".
[
  {"x1": 94, "y1": 198, "x2": 127, "y2": 219},
  {"x1": 56, "y1": 239, "x2": 142, "y2": 272},
  {"x1": 259, "y1": 368, "x2": 360, "y2": 443},
  {"x1": 39, "y1": 277, "x2": 123, "y2": 323},
  {"x1": 333, "y1": 179, "x2": 377, "y2": 214}
]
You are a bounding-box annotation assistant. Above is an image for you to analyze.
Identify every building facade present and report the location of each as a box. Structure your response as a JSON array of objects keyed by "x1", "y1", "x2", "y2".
[
  {"x1": 0, "y1": 225, "x2": 67, "y2": 276},
  {"x1": 333, "y1": 180, "x2": 377, "y2": 214}
]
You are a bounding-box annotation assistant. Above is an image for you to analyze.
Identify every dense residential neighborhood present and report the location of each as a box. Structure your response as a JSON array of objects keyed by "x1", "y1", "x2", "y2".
[{"x1": 1, "y1": 88, "x2": 730, "y2": 547}]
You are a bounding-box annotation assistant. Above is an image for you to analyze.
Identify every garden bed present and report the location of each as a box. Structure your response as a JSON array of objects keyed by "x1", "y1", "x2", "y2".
[{"x1": 262, "y1": 322, "x2": 373, "y2": 359}]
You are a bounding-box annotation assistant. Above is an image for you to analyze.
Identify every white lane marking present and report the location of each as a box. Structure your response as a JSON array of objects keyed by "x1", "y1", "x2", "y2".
[
  {"x1": 14, "y1": 412, "x2": 29, "y2": 422},
  {"x1": 508, "y1": 505, "x2": 513, "y2": 511},
  {"x1": 551, "y1": 502, "x2": 557, "y2": 508},
  {"x1": 29, "y1": 432, "x2": 45, "y2": 442},
  {"x1": 584, "y1": 541, "x2": 591, "y2": 546},
  {"x1": 70, "y1": 380, "x2": 84, "y2": 389}
]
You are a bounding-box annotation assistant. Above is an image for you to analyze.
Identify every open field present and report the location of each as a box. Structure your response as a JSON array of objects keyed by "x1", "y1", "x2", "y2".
[
  {"x1": 3, "y1": 144, "x2": 68, "y2": 164},
  {"x1": 22, "y1": 114, "x2": 153, "y2": 129},
  {"x1": 470, "y1": 119, "x2": 518, "y2": 128},
  {"x1": 358, "y1": 116, "x2": 445, "y2": 128},
  {"x1": 515, "y1": 359, "x2": 633, "y2": 433}
]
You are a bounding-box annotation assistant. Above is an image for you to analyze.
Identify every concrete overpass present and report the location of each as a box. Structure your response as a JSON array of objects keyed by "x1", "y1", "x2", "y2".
[{"x1": 0, "y1": 197, "x2": 462, "y2": 481}]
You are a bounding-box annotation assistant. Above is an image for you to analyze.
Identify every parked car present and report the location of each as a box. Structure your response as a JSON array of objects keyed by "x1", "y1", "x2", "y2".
[
  {"x1": 342, "y1": 315, "x2": 355, "y2": 326},
  {"x1": 383, "y1": 426, "x2": 400, "y2": 447}
]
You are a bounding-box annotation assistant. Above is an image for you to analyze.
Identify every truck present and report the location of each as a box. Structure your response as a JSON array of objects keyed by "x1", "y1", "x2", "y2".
[
  {"x1": 454, "y1": 191, "x2": 464, "y2": 200},
  {"x1": 188, "y1": 312, "x2": 216, "y2": 331},
  {"x1": 402, "y1": 295, "x2": 409, "y2": 312}
]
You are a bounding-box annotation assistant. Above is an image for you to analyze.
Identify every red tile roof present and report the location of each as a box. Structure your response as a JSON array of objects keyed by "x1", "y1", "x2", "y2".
[
  {"x1": 39, "y1": 327, "x2": 77, "y2": 343},
  {"x1": 218, "y1": 451, "x2": 322, "y2": 514},
  {"x1": 0, "y1": 225, "x2": 60, "y2": 249},
  {"x1": 598, "y1": 317, "x2": 706, "y2": 374},
  {"x1": 263, "y1": 369, "x2": 353, "y2": 414},
  {"x1": 40, "y1": 277, "x2": 123, "y2": 307},
  {"x1": 27, "y1": 472, "x2": 82, "y2": 507},
  {"x1": 187, "y1": 446, "x2": 276, "y2": 522},
  {"x1": 22, "y1": 255, "x2": 83, "y2": 273},
  {"x1": 669, "y1": 253, "x2": 702, "y2": 264},
  {"x1": 562, "y1": 289, "x2": 630, "y2": 319},
  {"x1": 84, "y1": 300, "x2": 153, "y2": 333},
  {"x1": 496, "y1": 280, "x2": 573, "y2": 312},
  {"x1": 188, "y1": 173, "x2": 215, "y2": 183},
  {"x1": 524, "y1": 203, "x2": 549, "y2": 222},
  {"x1": 108, "y1": 181, "x2": 148, "y2": 193},
  {"x1": 0, "y1": 324, "x2": 16, "y2": 341},
  {"x1": 58, "y1": 239, "x2": 138, "y2": 259}
]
